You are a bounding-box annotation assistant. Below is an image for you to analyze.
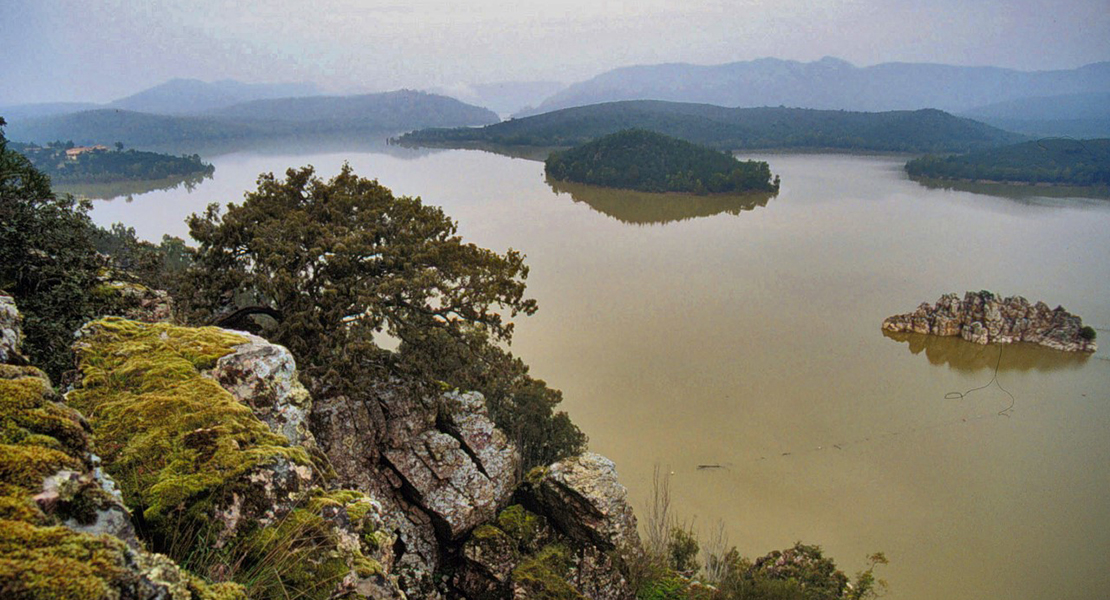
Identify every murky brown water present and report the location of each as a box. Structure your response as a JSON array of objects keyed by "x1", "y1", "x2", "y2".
[{"x1": 85, "y1": 147, "x2": 1110, "y2": 600}]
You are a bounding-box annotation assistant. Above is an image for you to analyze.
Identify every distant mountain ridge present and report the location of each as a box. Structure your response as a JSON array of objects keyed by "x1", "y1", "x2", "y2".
[
  {"x1": 206, "y1": 90, "x2": 498, "y2": 129},
  {"x1": 5, "y1": 91, "x2": 499, "y2": 150},
  {"x1": 958, "y1": 92, "x2": 1110, "y2": 138},
  {"x1": 401, "y1": 100, "x2": 1026, "y2": 153},
  {"x1": 109, "y1": 78, "x2": 322, "y2": 114},
  {"x1": 521, "y1": 57, "x2": 1110, "y2": 116},
  {"x1": 428, "y1": 81, "x2": 566, "y2": 116}
]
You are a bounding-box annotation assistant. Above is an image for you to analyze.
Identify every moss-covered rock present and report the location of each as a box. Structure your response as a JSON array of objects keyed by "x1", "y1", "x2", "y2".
[
  {"x1": 512, "y1": 543, "x2": 585, "y2": 600},
  {"x1": 0, "y1": 353, "x2": 245, "y2": 600},
  {"x1": 66, "y1": 317, "x2": 402, "y2": 600},
  {"x1": 67, "y1": 318, "x2": 310, "y2": 540}
]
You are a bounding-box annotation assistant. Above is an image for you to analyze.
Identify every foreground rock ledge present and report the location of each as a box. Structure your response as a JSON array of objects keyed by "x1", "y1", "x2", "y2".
[{"x1": 882, "y1": 291, "x2": 1097, "y2": 353}]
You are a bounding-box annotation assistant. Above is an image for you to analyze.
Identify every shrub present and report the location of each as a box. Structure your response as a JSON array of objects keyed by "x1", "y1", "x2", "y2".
[{"x1": 1079, "y1": 326, "x2": 1096, "y2": 341}]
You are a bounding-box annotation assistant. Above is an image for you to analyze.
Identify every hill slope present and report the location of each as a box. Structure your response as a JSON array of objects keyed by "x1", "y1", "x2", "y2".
[
  {"x1": 6, "y1": 92, "x2": 499, "y2": 149},
  {"x1": 522, "y1": 58, "x2": 1110, "y2": 116},
  {"x1": 206, "y1": 90, "x2": 499, "y2": 129},
  {"x1": 959, "y1": 92, "x2": 1110, "y2": 139},
  {"x1": 905, "y1": 138, "x2": 1110, "y2": 186},
  {"x1": 110, "y1": 78, "x2": 321, "y2": 114},
  {"x1": 402, "y1": 101, "x2": 1026, "y2": 153},
  {"x1": 545, "y1": 129, "x2": 778, "y2": 194}
]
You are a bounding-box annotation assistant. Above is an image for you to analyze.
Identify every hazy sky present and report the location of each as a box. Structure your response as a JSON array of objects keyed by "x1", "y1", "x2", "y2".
[{"x1": 2, "y1": 0, "x2": 1109, "y2": 105}]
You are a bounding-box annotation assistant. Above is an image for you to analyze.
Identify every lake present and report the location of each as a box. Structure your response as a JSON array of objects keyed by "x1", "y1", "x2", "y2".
[{"x1": 83, "y1": 144, "x2": 1110, "y2": 600}]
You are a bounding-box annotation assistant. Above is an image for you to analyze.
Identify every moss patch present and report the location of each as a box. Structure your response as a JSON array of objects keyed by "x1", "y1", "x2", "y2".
[
  {"x1": 497, "y1": 504, "x2": 543, "y2": 547},
  {"x1": 65, "y1": 318, "x2": 392, "y2": 600},
  {"x1": 236, "y1": 489, "x2": 385, "y2": 599},
  {"x1": 66, "y1": 318, "x2": 310, "y2": 533},
  {"x1": 512, "y1": 543, "x2": 586, "y2": 600},
  {"x1": 0, "y1": 363, "x2": 246, "y2": 600}
]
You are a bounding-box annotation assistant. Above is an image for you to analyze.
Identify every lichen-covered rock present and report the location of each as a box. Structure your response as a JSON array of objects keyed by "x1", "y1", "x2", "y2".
[
  {"x1": 379, "y1": 390, "x2": 520, "y2": 540},
  {"x1": 453, "y1": 473, "x2": 639, "y2": 600},
  {"x1": 66, "y1": 317, "x2": 403, "y2": 600},
  {"x1": 312, "y1": 382, "x2": 521, "y2": 598},
  {"x1": 0, "y1": 294, "x2": 26, "y2": 364},
  {"x1": 522, "y1": 453, "x2": 640, "y2": 554},
  {"x1": 92, "y1": 281, "x2": 174, "y2": 323},
  {"x1": 209, "y1": 332, "x2": 314, "y2": 447},
  {"x1": 883, "y1": 291, "x2": 1097, "y2": 352}
]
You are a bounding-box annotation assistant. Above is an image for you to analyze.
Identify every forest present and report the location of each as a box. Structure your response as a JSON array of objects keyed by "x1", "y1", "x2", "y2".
[
  {"x1": 545, "y1": 129, "x2": 779, "y2": 194},
  {"x1": 904, "y1": 138, "x2": 1110, "y2": 186},
  {"x1": 400, "y1": 101, "x2": 1027, "y2": 153},
  {"x1": 11, "y1": 140, "x2": 214, "y2": 184}
]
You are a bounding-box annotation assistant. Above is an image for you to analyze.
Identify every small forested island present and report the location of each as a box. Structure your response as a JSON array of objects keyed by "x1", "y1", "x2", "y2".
[
  {"x1": 904, "y1": 138, "x2": 1110, "y2": 187},
  {"x1": 11, "y1": 139, "x2": 214, "y2": 184},
  {"x1": 545, "y1": 129, "x2": 780, "y2": 194}
]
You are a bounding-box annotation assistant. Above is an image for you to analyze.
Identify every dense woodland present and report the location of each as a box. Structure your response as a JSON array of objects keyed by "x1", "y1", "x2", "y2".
[
  {"x1": 905, "y1": 138, "x2": 1110, "y2": 186},
  {"x1": 545, "y1": 129, "x2": 779, "y2": 194},
  {"x1": 11, "y1": 140, "x2": 214, "y2": 184},
  {"x1": 401, "y1": 101, "x2": 1026, "y2": 153}
]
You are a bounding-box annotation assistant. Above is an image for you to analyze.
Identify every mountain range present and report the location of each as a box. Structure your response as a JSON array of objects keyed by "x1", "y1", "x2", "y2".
[{"x1": 518, "y1": 57, "x2": 1110, "y2": 119}]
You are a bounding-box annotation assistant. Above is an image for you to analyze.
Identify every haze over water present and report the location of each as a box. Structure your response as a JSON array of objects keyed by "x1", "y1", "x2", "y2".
[{"x1": 83, "y1": 147, "x2": 1110, "y2": 600}]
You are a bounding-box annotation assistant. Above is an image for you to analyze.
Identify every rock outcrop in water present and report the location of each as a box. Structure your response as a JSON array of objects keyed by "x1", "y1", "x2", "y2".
[{"x1": 882, "y1": 291, "x2": 1097, "y2": 352}]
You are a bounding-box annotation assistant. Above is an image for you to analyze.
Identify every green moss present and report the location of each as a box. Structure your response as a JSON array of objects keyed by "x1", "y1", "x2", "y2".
[
  {"x1": 512, "y1": 543, "x2": 585, "y2": 600},
  {"x1": 67, "y1": 318, "x2": 310, "y2": 534},
  {"x1": 525, "y1": 465, "x2": 549, "y2": 486},
  {"x1": 0, "y1": 519, "x2": 131, "y2": 600},
  {"x1": 498, "y1": 504, "x2": 543, "y2": 546},
  {"x1": 0, "y1": 377, "x2": 90, "y2": 456},
  {"x1": 0, "y1": 360, "x2": 247, "y2": 600},
  {"x1": 233, "y1": 489, "x2": 385, "y2": 599},
  {"x1": 473, "y1": 523, "x2": 510, "y2": 542}
]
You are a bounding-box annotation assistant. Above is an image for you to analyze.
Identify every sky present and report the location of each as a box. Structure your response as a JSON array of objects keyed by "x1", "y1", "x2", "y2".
[{"x1": 2, "y1": 0, "x2": 1109, "y2": 105}]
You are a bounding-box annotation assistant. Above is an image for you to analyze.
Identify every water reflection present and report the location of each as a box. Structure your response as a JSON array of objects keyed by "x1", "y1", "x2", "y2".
[
  {"x1": 911, "y1": 176, "x2": 1110, "y2": 204},
  {"x1": 546, "y1": 177, "x2": 777, "y2": 225},
  {"x1": 395, "y1": 140, "x2": 556, "y2": 162},
  {"x1": 143, "y1": 133, "x2": 447, "y2": 160},
  {"x1": 883, "y1": 330, "x2": 1091, "y2": 372},
  {"x1": 56, "y1": 170, "x2": 214, "y2": 201}
]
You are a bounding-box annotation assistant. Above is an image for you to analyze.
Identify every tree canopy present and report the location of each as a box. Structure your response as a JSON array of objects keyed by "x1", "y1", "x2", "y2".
[
  {"x1": 181, "y1": 164, "x2": 585, "y2": 468},
  {"x1": 0, "y1": 117, "x2": 104, "y2": 379}
]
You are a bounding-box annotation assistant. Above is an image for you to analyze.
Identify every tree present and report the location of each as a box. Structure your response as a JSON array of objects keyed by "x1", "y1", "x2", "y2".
[
  {"x1": 181, "y1": 164, "x2": 586, "y2": 467},
  {"x1": 184, "y1": 163, "x2": 534, "y2": 364},
  {"x1": 0, "y1": 117, "x2": 103, "y2": 379}
]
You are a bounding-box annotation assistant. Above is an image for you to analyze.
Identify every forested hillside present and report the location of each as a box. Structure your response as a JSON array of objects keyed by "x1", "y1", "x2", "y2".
[
  {"x1": 402, "y1": 101, "x2": 1026, "y2": 153},
  {"x1": 11, "y1": 141, "x2": 213, "y2": 184},
  {"x1": 905, "y1": 138, "x2": 1110, "y2": 186}
]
